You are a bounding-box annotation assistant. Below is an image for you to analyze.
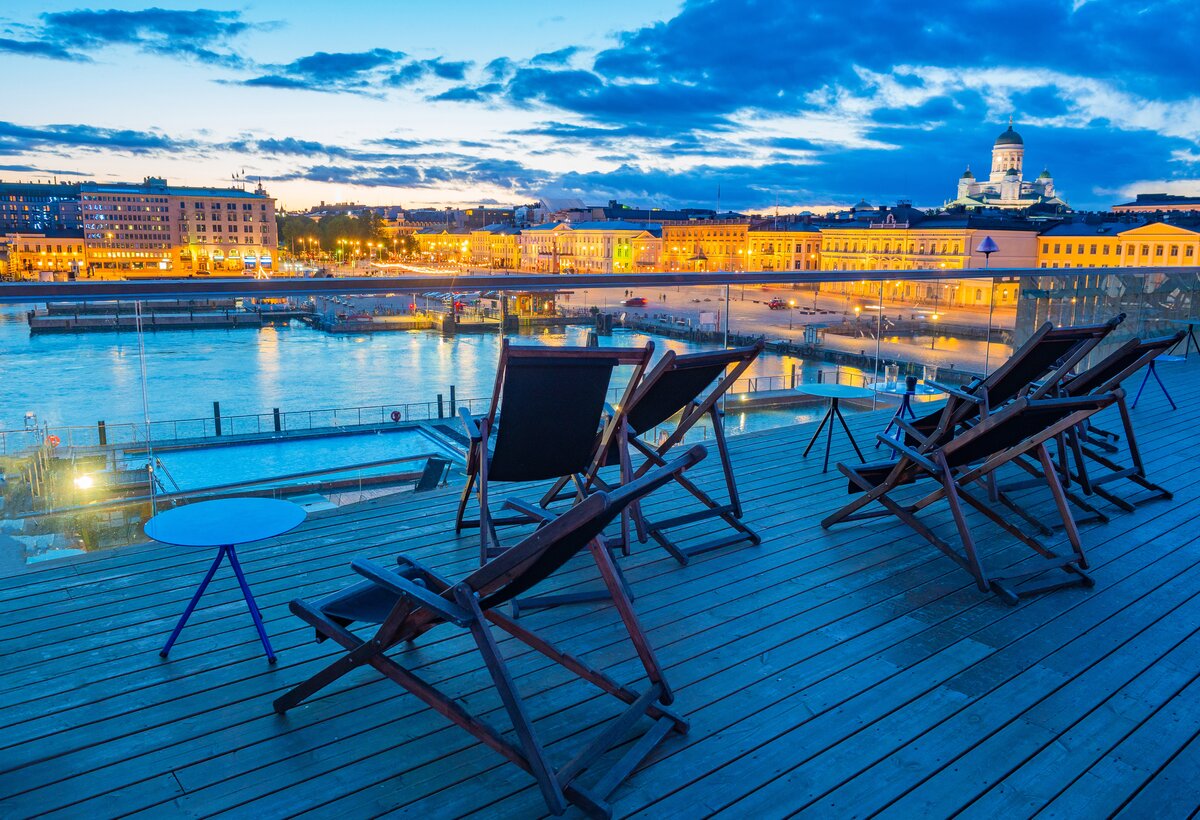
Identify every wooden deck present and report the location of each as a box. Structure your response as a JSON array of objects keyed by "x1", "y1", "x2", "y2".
[{"x1": 2, "y1": 360, "x2": 1199, "y2": 818}]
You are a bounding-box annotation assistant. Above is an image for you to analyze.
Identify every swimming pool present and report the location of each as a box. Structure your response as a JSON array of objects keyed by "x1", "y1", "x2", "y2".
[{"x1": 147, "y1": 426, "x2": 459, "y2": 493}]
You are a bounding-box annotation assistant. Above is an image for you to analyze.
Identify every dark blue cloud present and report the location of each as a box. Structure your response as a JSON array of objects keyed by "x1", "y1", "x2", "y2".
[
  {"x1": 38, "y1": 7, "x2": 258, "y2": 66},
  {"x1": 0, "y1": 120, "x2": 189, "y2": 154},
  {"x1": 530, "y1": 46, "x2": 582, "y2": 66},
  {"x1": 387, "y1": 58, "x2": 473, "y2": 87},
  {"x1": 242, "y1": 48, "x2": 407, "y2": 92},
  {"x1": 0, "y1": 36, "x2": 87, "y2": 61}
]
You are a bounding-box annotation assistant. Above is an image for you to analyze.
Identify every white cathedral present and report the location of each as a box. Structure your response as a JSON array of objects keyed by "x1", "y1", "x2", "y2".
[{"x1": 949, "y1": 121, "x2": 1068, "y2": 210}]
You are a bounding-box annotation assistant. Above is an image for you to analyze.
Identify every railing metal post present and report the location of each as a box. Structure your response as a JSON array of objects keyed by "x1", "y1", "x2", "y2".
[
  {"x1": 213, "y1": 401, "x2": 222, "y2": 436},
  {"x1": 273, "y1": 408, "x2": 281, "y2": 432},
  {"x1": 437, "y1": 394, "x2": 445, "y2": 419},
  {"x1": 98, "y1": 420, "x2": 107, "y2": 446},
  {"x1": 450, "y1": 385, "x2": 456, "y2": 416}
]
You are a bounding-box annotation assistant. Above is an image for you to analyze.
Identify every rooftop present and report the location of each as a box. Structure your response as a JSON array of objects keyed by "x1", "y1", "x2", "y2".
[{"x1": 2, "y1": 360, "x2": 1197, "y2": 815}]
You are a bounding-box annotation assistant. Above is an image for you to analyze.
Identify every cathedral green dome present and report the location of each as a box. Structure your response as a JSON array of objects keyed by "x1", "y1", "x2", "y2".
[{"x1": 995, "y1": 125, "x2": 1024, "y2": 146}]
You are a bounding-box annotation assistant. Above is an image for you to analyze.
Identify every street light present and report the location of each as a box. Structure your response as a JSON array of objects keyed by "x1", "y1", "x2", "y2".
[
  {"x1": 976, "y1": 235, "x2": 999, "y2": 375},
  {"x1": 788, "y1": 299, "x2": 796, "y2": 330}
]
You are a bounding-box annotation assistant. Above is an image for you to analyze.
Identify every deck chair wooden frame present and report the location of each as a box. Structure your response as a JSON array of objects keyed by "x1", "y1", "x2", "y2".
[
  {"x1": 1060, "y1": 331, "x2": 1185, "y2": 511},
  {"x1": 823, "y1": 393, "x2": 1119, "y2": 604},
  {"x1": 898, "y1": 315, "x2": 1124, "y2": 451},
  {"x1": 455, "y1": 340, "x2": 652, "y2": 563},
  {"x1": 900, "y1": 315, "x2": 1123, "y2": 531},
  {"x1": 613, "y1": 342, "x2": 765, "y2": 565},
  {"x1": 274, "y1": 446, "x2": 706, "y2": 819},
  {"x1": 516, "y1": 342, "x2": 764, "y2": 614}
]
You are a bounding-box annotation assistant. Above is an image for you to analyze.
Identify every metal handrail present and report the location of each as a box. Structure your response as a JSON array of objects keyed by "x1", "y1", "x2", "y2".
[{"x1": 4, "y1": 266, "x2": 1199, "y2": 304}]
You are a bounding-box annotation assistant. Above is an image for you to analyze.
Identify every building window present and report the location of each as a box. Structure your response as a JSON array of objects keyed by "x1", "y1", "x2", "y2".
[
  {"x1": 1171, "y1": 245, "x2": 1179, "y2": 256},
  {"x1": 1090, "y1": 244, "x2": 1097, "y2": 254},
  {"x1": 1054, "y1": 244, "x2": 1061, "y2": 253},
  {"x1": 1156, "y1": 245, "x2": 1164, "y2": 256},
  {"x1": 1041, "y1": 243, "x2": 1049, "y2": 253}
]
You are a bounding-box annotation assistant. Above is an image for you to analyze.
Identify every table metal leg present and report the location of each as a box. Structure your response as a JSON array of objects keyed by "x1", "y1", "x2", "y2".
[
  {"x1": 878, "y1": 392, "x2": 915, "y2": 447},
  {"x1": 823, "y1": 398, "x2": 837, "y2": 472},
  {"x1": 834, "y1": 400, "x2": 866, "y2": 465},
  {"x1": 803, "y1": 402, "x2": 834, "y2": 458},
  {"x1": 1132, "y1": 361, "x2": 1176, "y2": 411},
  {"x1": 161, "y1": 547, "x2": 225, "y2": 658},
  {"x1": 226, "y1": 545, "x2": 276, "y2": 663}
]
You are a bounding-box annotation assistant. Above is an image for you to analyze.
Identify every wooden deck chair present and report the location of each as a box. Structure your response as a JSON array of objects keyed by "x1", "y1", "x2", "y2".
[
  {"x1": 455, "y1": 340, "x2": 652, "y2": 563},
  {"x1": 899, "y1": 315, "x2": 1124, "y2": 449},
  {"x1": 823, "y1": 393, "x2": 1119, "y2": 604},
  {"x1": 273, "y1": 446, "x2": 707, "y2": 819},
  {"x1": 609, "y1": 342, "x2": 764, "y2": 565},
  {"x1": 1059, "y1": 332, "x2": 1185, "y2": 510}
]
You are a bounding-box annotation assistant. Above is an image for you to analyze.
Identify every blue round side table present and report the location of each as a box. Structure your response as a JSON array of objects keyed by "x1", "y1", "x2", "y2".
[{"x1": 145, "y1": 498, "x2": 307, "y2": 663}]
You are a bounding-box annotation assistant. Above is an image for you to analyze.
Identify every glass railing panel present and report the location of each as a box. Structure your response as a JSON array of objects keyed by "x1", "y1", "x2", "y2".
[{"x1": 2, "y1": 267, "x2": 1186, "y2": 571}]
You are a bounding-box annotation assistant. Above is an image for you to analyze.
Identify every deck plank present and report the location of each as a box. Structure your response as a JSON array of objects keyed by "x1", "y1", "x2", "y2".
[{"x1": 0, "y1": 360, "x2": 1197, "y2": 818}]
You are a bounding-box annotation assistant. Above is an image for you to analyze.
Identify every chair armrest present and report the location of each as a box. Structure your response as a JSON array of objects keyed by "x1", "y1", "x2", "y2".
[
  {"x1": 459, "y1": 406, "x2": 482, "y2": 441},
  {"x1": 395, "y1": 555, "x2": 453, "y2": 591},
  {"x1": 503, "y1": 497, "x2": 558, "y2": 524},
  {"x1": 351, "y1": 558, "x2": 471, "y2": 625},
  {"x1": 878, "y1": 435, "x2": 940, "y2": 474},
  {"x1": 927, "y1": 380, "x2": 981, "y2": 404}
]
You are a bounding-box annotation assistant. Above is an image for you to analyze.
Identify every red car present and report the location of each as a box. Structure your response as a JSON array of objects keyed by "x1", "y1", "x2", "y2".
[
  {"x1": 623, "y1": 296, "x2": 648, "y2": 307},
  {"x1": 768, "y1": 298, "x2": 788, "y2": 310}
]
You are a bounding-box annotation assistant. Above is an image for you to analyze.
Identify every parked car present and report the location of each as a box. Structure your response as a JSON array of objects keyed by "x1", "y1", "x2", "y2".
[{"x1": 768, "y1": 298, "x2": 789, "y2": 310}]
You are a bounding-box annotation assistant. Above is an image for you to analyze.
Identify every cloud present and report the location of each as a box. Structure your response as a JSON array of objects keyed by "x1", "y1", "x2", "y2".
[
  {"x1": 241, "y1": 48, "x2": 408, "y2": 93},
  {"x1": 37, "y1": 7, "x2": 260, "y2": 66},
  {"x1": 0, "y1": 120, "x2": 190, "y2": 155},
  {"x1": 530, "y1": 46, "x2": 582, "y2": 66},
  {"x1": 0, "y1": 36, "x2": 87, "y2": 62}
]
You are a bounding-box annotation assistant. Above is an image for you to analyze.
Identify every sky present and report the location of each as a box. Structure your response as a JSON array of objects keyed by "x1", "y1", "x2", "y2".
[{"x1": 1, "y1": 0, "x2": 1199, "y2": 212}]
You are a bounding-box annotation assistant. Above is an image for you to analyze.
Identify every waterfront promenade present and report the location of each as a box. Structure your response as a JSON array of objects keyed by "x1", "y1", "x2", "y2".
[{"x1": 0, "y1": 357, "x2": 1197, "y2": 817}]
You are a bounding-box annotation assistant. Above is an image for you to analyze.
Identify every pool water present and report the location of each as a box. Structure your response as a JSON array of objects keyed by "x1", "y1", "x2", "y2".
[{"x1": 147, "y1": 426, "x2": 458, "y2": 492}]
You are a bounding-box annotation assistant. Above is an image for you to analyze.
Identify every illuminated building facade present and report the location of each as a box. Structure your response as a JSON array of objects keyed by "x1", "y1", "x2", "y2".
[
  {"x1": 1, "y1": 177, "x2": 277, "y2": 277},
  {"x1": 661, "y1": 220, "x2": 751, "y2": 271},
  {"x1": 1038, "y1": 220, "x2": 1200, "y2": 268},
  {"x1": 4, "y1": 233, "x2": 87, "y2": 278},
  {"x1": 515, "y1": 222, "x2": 662, "y2": 273},
  {"x1": 415, "y1": 226, "x2": 469, "y2": 261},
  {"x1": 819, "y1": 212, "x2": 1038, "y2": 308},
  {"x1": 747, "y1": 224, "x2": 821, "y2": 271},
  {"x1": 469, "y1": 224, "x2": 520, "y2": 269}
]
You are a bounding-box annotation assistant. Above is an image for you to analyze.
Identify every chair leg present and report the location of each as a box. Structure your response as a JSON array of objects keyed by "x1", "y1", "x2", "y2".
[
  {"x1": 454, "y1": 471, "x2": 476, "y2": 534},
  {"x1": 455, "y1": 587, "x2": 567, "y2": 816}
]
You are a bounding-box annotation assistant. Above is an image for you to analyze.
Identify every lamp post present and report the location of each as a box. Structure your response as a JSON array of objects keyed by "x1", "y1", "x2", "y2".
[
  {"x1": 788, "y1": 299, "x2": 796, "y2": 331},
  {"x1": 976, "y1": 235, "x2": 999, "y2": 375}
]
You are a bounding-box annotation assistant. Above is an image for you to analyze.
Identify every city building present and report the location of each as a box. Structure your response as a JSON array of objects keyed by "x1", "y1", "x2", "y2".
[
  {"x1": 948, "y1": 122, "x2": 1067, "y2": 211},
  {"x1": 661, "y1": 220, "x2": 752, "y2": 271},
  {"x1": 0, "y1": 177, "x2": 278, "y2": 277},
  {"x1": 468, "y1": 224, "x2": 520, "y2": 269},
  {"x1": 4, "y1": 233, "x2": 88, "y2": 279},
  {"x1": 747, "y1": 223, "x2": 822, "y2": 271},
  {"x1": 819, "y1": 209, "x2": 1039, "y2": 308},
  {"x1": 1038, "y1": 218, "x2": 1200, "y2": 268},
  {"x1": 1111, "y1": 193, "x2": 1200, "y2": 213},
  {"x1": 415, "y1": 226, "x2": 469, "y2": 261},
  {"x1": 515, "y1": 221, "x2": 662, "y2": 273},
  {"x1": 0, "y1": 181, "x2": 82, "y2": 235}
]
